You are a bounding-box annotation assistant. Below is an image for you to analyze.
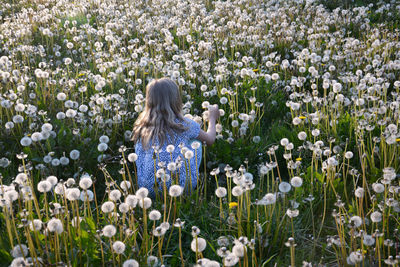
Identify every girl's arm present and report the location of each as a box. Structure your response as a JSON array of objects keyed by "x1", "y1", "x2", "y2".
[{"x1": 197, "y1": 104, "x2": 220, "y2": 146}]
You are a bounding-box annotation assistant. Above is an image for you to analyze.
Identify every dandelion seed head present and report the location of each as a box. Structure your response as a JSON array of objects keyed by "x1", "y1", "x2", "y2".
[
  {"x1": 215, "y1": 187, "x2": 227, "y2": 198},
  {"x1": 37, "y1": 180, "x2": 52, "y2": 193},
  {"x1": 102, "y1": 225, "x2": 116, "y2": 238},
  {"x1": 47, "y1": 218, "x2": 63, "y2": 234},
  {"x1": 290, "y1": 176, "x2": 303, "y2": 187},
  {"x1": 80, "y1": 190, "x2": 94, "y2": 202},
  {"x1": 109, "y1": 189, "x2": 122, "y2": 201},
  {"x1": 112, "y1": 241, "x2": 125, "y2": 254},
  {"x1": 101, "y1": 201, "x2": 115, "y2": 213},
  {"x1": 191, "y1": 237, "x2": 207, "y2": 252},
  {"x1": 79, "y1": 176, "x2": 92, "y2": 190},
  {"x1": 29, "y1": 219, "x2": 42, "y2": 231},
  {"x1": 169, "y1": 185, "x2": 183, "y2": 197},
  {"x1": 224, "y1": 253, "x2": 239, "y2": 266},
  {"x1": 136, "y1": 187, "x2": 148, "y2": 199},
  {"x1": 279, "y1": 182, "x2": 291, "y2": 193},
  {"x1": 66, "y1": 188, "x2": 80, "y2": 201},
  {"x1": 232, "y1": 186, "x2": 243, "y2": 196},
  {"x1": 120, "y1": 181, "x2": 131, "y2": 191},
  {"x1": 149, "y1": 210, "x2": 162, "y2": 221},
  {"x1": 127, "y1": 153, "x2": 138, "y2": 162},
  {"x1": 138, "y1": 197, "x2": 152, "y2": 209},
  {"x1": 123, "y1": 259, "x2": 139, "y2": 267},
  {"x1": 125, "y1": 195, "x2": 138, "y2": 208},
  {"x1": 11, "y1": 244, "x2": 28, "y2": 258}
]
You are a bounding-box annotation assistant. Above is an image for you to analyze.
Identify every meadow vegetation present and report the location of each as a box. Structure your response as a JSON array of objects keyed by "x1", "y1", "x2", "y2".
[{"x1": 0, "y1": 0, "x2": 400, "y2": 266}]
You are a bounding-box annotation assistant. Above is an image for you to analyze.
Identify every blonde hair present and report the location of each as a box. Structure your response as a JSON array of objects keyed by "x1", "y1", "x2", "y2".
[{"x1": 131, "y1": 78, "x2": 186, "y2": 149}]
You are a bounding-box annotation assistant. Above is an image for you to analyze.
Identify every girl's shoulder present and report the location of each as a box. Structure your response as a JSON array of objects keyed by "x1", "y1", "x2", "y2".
[{"x1": 180, "y1": 115, "x2": 201, "y2": 139}]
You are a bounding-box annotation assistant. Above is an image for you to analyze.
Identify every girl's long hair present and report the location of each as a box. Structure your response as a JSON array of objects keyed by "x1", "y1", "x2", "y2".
[{"x1": 131, "y1": 78, "x2": 186, "y2": 149}]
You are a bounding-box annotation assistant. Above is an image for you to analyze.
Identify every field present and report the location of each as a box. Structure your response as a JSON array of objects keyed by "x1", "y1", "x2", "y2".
[{"x1": 1, "y1": 0, "x2": 400, "y2": 266}]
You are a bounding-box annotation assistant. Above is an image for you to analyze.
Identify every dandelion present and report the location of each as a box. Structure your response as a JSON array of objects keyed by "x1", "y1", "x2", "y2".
[
  {"x1": 280, "y1": 138, "x2": 289, "y2": 146},
  {"x1": 11, "y1": 244, "x2": 28, "y2": 258},
  {"x1": 191, "y1": 237, "x2": 207, "y2": 252},
  {"x1": 215, "y1": 187, "x2": 227, "y2": 198},
  {"x1": 184, "y1": 150, "x2": 194, "y2": 159},
  {"x1": 271, "y1": 73, "x2": 279, "y2": 80},
  {"x1": 229, "y1": 202, "x2": 238, "y2": 209},
  {"x1": 311, "y1": 129, "x2": 320, "y2": 137},
  {"x1": 29, "y1": 219, "x2": 42, "y2": 231},
  {"x1": 232, "y1": 243, "x2": 246, "y2": 258},
  {"x1": 149, "y1": 210, "x2": 162, "y2": 221},
  {"x1": 372, "y1": 183, "x2": 384, "y2": 193},
  {"x1": 102, "y1": 225, "x2": 117, "y2": 237},
  {"x1": 20, "y1": 137, "x2": 32, "y2": 146},
  {"x1": 370, "y1": 211, "x2": 382, "y2": 223},
  {"x1": 153, "y1": 226, "x2": 167, "y2": 237},
  {"x1": 69, "y1": 150, "x2": 80, "y2": 160},
  {"x1": 297, "y1": 131, "x2": 307, "y2": 140},
  {"x1": 136, "y1": 187, "x2": 149, "y2": 199},
  {"x1": 101, "y1": 201, "x2": 115, "y2": 213},
  {"x1": 112, "y1": 241, "x2": 126, "y2": 254},
  {"x1": 109, "y1": 190, "x2": 122, "y2": 201},
  {"x1": 363, "y1": 235, "x2": 375, "y2": 246},
  {"x1": 41, "y1": 123, "x2": 53, "y2": 132},
  {"x1": 120, "y1": 181, "x2": 131, "y2": 191},
  {"x1": 79, "y1": 176, "x2": 92, "y2": 190},
  {"x1": 147, "y1": 256, "x2": 158, "y2": 267},
  {"x1": 123, "y1": 259, "x2": 139, "y2": 267},
  {"x1": 47, "y1": 218, "x2": 63, "y2": 234},
  {"x1": 232, "y1": 186, "x2": 243, "y2": 196},
  {"x1": 97, "y1": 143, "x2": 108, "y2": 152},
  {"x1": 99, "y1": 135, "x2": 109, "y2": 143},
  {"x1": 71, "y1": 217, "x2": 82, "y2": 227},
  {"x1": 169, "y1": 185, "x2": 183, "y2": 197},
  {"x1": 286, "y1": 209, "x2": 299, "y2": 218},
  {"x1": 348, "y1": 251, "x2": 363, "y2": 264},
  {"x1": 37, "y1": 180, "x2": 52, "y2": 193},
  {"x1": 349, "y1": 216, "x2": 363, "y2": 228},
  {"x1": 191, "y1": 141, "x2": 201, "y2": 149},
  {"x1": 15, "y1": 173, "x2": 28, "y2": 185},
  {"x1": 138, "y1": 197, "x2": 152, "y2": 209},
  {"x1": 66, "y1": 188, "x2": 80, "y2": 201},
  {"x1": 80, "y1": 190, "x2": 94, "y2": 201},
  {"x1": 166, "y1": 145, "x2": 175, "y2": 153},
  {"x1": 290, "y1": 176, "x2": 303, "y2": 187},
  {"x1": 224, "y1": 253, "x2": 239, "y2": 266},
  {"x1": 345, "y1": 151, "x2": 354, "y2": 159},
  {"x1": 127, "y1": 153, "x2": 138, "y2": 162},
  {"x1": 354, "y1": 187, "x2": 364, "y2": 198},
  {"x1": 54, "y1": 184, "x2": 66, "y2": 195},
  {"x1": 125, "y1": 195, "x2": 138, "y2": 208},
  {"x1": 263, "y1": 193, "x2": 277, "y2": 205},
  {"x1": 279, "y1": 182, "x2": 291, "y2": 193}
]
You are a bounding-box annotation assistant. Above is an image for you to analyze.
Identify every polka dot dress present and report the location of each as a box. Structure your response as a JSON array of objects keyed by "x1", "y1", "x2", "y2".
[{"x1": 134, "y1": 118, "x2": 202, "y2": 197}]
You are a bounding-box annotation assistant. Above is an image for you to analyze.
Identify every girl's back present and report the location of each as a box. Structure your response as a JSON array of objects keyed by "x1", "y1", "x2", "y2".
[
  {"x1": 131, "y1": 77, "x2": 219, "y2": 197},
  {"x1": 134, "y1": 117, "x2": 201, "y2": 196}
]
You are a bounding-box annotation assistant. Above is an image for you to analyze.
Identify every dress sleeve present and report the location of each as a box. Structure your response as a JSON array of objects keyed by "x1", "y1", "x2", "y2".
[{"x1": 186, "y1": 118, "x2": 201, "y2": 139}]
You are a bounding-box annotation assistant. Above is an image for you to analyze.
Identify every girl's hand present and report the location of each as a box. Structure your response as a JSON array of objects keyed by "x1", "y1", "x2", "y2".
[{"x1": 208, "y1": 104, "x2": 220, "y2": 121}]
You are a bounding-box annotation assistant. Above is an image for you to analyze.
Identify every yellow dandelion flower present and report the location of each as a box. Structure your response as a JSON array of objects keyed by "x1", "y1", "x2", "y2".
[
  {"x1": 396, "y1": 138, "x2": 400, "y2": 142},
  {"x1": 252, "y1": 69, "x2": 259, "y2": 72},
  {"x1": 299, "y1": 116, "x2": 306, "y2": 119},
  {"x1": 296, "y1": 157, "x2": 302, "y2": 161},
  {"x1": 229, "y1": 202, "x2": 238, "y2": 209}
]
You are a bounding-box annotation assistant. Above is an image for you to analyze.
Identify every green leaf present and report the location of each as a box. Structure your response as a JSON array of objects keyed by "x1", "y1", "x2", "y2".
[
  {"x1": 85, "y1": 217, "x2": 96, "y2": 231},
  {"x1": 261, "y1": 254, "x2": 277, "y2": 266}
]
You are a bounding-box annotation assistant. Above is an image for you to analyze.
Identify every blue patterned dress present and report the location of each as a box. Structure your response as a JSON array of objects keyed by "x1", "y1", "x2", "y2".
[{"x1": 134, "y1": 118, "x2": 202, "y2": 197}]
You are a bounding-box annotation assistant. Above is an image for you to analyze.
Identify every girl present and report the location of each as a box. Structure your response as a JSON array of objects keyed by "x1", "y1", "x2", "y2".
[{"x1": 131, "y1": 78, "x2": 219, "y2": 196}]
